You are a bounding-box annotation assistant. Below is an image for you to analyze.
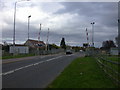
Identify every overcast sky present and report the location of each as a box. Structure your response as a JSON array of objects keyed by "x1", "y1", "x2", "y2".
[{"x1": 0, "y1": 0, "x2": 119, "y2": 47}]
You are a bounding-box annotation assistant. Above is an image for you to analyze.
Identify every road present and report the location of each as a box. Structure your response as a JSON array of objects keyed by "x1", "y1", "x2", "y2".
[{"x1": 2, "y1": 53, "x2": 84, "y2": 88}]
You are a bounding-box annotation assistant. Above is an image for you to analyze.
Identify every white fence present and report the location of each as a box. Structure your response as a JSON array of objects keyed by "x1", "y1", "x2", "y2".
[{"x1": 10, "y1": 46, "x2": 29, "y2": 54}]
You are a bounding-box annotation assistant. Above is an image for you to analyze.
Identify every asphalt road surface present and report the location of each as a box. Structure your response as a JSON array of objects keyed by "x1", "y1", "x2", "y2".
[{"x1": 2, "y1": 53, "x2": 84, "y2": 88}]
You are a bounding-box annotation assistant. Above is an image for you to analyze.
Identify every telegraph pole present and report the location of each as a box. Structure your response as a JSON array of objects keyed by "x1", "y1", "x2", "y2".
[
  {"x1": 46, "y1": 28, "x2": 49, "y2": 51},
  {"x1": 13, "y1": 2, "x2": 17, "y2": 55},
  {"x1": 86, "y1": 28, "x2": 89, "y2": 46},
  {"x1": 38, "y1": 24, "x2": 41, "y2": 55},
  {"x1": 91, "y1": 22, "x2": 95, "y2": 47},
  {"x1": 118, "y1": 1, "x2": 120, "y2": 55},
  {"x1": 13, "y1": 0, "x2": 30, "y2": 55},
  {"x1": 28, "y1": 15, "x2": 31, "y2": 40},
  {"x1": 91, "y1": 22, "x2": 95, "y2": 56},
  {"x1": 38, "y1": 24, "x2": 41, "y2": 42}
]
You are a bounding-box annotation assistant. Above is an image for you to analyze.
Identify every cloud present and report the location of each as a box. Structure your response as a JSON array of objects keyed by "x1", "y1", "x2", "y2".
[
  {"x1": 1, "y1": 1, "x2": 118, "y2": 47},
  {"x1": 55, "y1": 2, "x2": 118, "y2": 26}
]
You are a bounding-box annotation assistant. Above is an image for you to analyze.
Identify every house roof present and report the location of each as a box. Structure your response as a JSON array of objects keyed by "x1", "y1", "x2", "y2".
[{"x1": 26, "y1": 39, "x2": 45, "y2": 45}]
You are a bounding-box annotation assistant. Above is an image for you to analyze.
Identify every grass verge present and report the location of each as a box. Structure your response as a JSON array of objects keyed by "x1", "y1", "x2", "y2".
[{"x1": 47, "y1": 57, "x2": 117, "y2": 88}]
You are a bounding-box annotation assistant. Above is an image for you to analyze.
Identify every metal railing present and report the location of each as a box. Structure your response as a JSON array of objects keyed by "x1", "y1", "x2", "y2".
[{"x1": 95, "y1": 53, "x2": 120, "y2": 87}]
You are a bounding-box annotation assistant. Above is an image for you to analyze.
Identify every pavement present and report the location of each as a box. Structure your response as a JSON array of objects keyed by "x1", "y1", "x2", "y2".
[{"x1": 2, "y1": 52, "x2": 84, "y2": 88}]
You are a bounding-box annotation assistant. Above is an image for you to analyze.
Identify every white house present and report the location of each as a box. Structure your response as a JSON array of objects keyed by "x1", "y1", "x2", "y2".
[
  {"x1": 110, "y1": 47, "x2": 118, "y2": 55},
  {"x1": 24, "y1": 39, "x2": 46, "y2": 49},
  {"x1": 10, "y1": 44, "x2": 29, "y2": 54}
]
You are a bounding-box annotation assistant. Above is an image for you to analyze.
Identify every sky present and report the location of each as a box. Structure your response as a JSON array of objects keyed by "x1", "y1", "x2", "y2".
[{"x1": 0, "y1": 0, "x2": 119, "y2": 47}]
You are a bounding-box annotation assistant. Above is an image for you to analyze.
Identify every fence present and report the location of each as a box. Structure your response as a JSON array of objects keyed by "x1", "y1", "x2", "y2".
[
  {"x1": 37, "y1": 49, "x2": 65, "y2": 55},
  {"x1": 95, "y1": 53, "x2": 120, "y2": 87},
  {"x1": 28, "y1": 48, "x2": 65, "y2": 55},
  {"x1": 2, "y1": 48, "x2": 65, "y2": 57}
]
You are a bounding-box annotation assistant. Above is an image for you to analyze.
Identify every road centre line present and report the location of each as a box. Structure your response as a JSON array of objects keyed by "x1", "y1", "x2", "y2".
[
  {"x1": 1, "y1": 55, "x2": 64, "y2": 76},
  {"x1": 66, "y1": 54, "x2": 75, "y2": 57},
  {"x1": 46, "y1": 56, "x2": 63, "y2": 62}
]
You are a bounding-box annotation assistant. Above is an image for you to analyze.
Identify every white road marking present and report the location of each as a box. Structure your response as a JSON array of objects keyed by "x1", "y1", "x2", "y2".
[
  {"x1": 33, "y1": 63, "x2": 39, "y2": 65},
  {"x1": 46, "y1": 56, "x2": 62, "y2": 62},
  {"x1": 3, "y1": 70, "x2": 14, "y2": 75},
  {"x1": 1, "y1": 55, "x2": 63, "y2": 76},
  {"x1": 66, "y1": 54, "x2": 75, "y2": 56},
  {"x1": 24, "y1": 64, "x2": 33, "y2": 68},
  {"x1": 46, "y1": 59, "x2": 53, "y2": 62},
  {"x1": 38, "y1": 61, "x2": 44, "y2": 64},
  {"x1": 14, "y1": 67, "x2": 24, "y2": 71}
]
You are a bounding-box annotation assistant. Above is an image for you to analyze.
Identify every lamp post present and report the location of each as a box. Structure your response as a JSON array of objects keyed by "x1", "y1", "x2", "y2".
[
  {"x1": 38, "y1": 24, "x2": 41, "y2": 55},
  {"x1": 91, "y1": 22, "x2": 95, "y2": 47},
  {"x1": 46, "y1": 28, "x2": 49, "y2": 51},
  {"x1": 118, "y1": 1, "x2": 120, "y2": 56},
  {"x1": 13, "y1": 0, "x2": 30, "y2": 55},
  {"x1": 118, "y1": 19, "x2": 120, "y2": 55},
  {"x1": 13, "y1": 1, "x2": 17, "y2": 55},
  {"x1": 28, "y1": 15, "x2": 31, "y2": 40}
]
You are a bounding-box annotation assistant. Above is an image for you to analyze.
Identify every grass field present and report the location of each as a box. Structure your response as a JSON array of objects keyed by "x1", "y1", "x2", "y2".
[
  {"x1": 107, "y1": 56, "x2": 119, "y2": 62},
  {"x1": 47, "y1": 57, "x2": 117, "y2": 88},
  {"x1": 97, "y1": 55, "x2": 119, "y2": 84},
  {"x1": 105, "y1": 56, "x2": 118, "y2": 71},
  {"x1": 2, "y1": 54, "x2": 35, "y2": 59}
]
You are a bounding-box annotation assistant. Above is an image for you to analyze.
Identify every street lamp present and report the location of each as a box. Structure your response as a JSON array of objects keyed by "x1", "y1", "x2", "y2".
[
  {"x1": 91, "y1": 22, "x2": 95, "y2": 47},
  {"x1": 118, "y1": 1, "x2": 120, "y2": 56},
  {"x1": 28, "y1": 15, "x2": 31, "y2": 40},
  {"x1": 118, "y1": 19, "x2": 120, "y2": 55},
  {"x1": 46, "y1": 28, "x2": 49, "y2": 51},
  {"x1": 13, "y1": 0, "x2": 30, "y2": 55}
]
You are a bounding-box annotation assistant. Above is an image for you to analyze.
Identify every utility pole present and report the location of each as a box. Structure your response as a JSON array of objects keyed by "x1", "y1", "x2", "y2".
[
  {"x1": 91, "y1": 22, "x2": 95, "y2": 56},
  {"x1": 46, "y1": 28, "x2": 49, "y2": 51},
  {"x1": 13, "y1": 0, "x2": 30, "y2": 55},
  {"x1": 13, "y1": 1, "x2": 17, "y2": 55},
  {"x1": 86, "y1": 28, "x2": 89, "y2": 47},
  {"x1": 38, "y1": 24, "x2": 41, "y2": 55},
  {"x1": 91, "y1": 22, "x2": 95, "y2": 47},
  {"x1": 118, "y1": 1, "x2": 120, "y2": 55},
  {"x1": 28, "y1": 15, "x2": 31, "y2": 40},
  {"x1": 38, "y1": 24, "x2": 41, "y2": 42}
]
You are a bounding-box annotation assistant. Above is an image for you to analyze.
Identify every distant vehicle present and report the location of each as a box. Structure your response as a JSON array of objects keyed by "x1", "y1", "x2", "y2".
[
  {"x1": 79, "y1": 50, "x2": 83, "y2": 52},
  {"x1": 66, "y1": 50, "x2": 72, "y2": 54}
]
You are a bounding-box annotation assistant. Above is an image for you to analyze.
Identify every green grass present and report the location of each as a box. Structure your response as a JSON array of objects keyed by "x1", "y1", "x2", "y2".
[
  {"x1": 2, "y1": 54, "x2": 35, "y2": 59},
  {"x1": 47, "y1": 57, "x2": 117, "y2": 88},
  {"x1": 107, "y1": 56, "x2": 119, "y2": 62},
  {"x1": 99, "y1": 56, "x2": 119, "y2": 83},
  {"x1": 100, "y1": 55, "x2": 119, "y2": 71}
]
